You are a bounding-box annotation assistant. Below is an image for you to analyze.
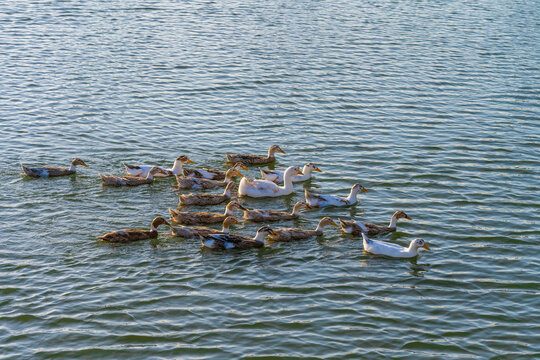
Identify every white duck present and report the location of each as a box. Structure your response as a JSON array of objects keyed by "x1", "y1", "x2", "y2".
[
  {"x1": 362, "y1": 233, "x2": 430, "y2": 258},
  {"x1": 305, "y1": 183, "x2": 368, "y2": 208},
  {"x1": 123, "y1": 155, "x2": 194, "y2": 178},
  {"x1": 238, "y1": 166, "x2": 303, "y2": 198},
  {"x1": 259, "y1": 163, "x2": 322, "y2": 183}
]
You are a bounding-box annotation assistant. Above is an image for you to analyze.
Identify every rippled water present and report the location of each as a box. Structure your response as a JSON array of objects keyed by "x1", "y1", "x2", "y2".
[{"x1": 1, "y1": 0, "x2": 539, "y2": 358}]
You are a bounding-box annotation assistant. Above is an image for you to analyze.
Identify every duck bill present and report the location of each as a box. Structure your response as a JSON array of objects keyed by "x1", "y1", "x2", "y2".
[
  {"x1": 270, "y1": 230, "x2": 278, "y2": 236},
  {"x1": 361, "y1": 188, "x2": 369, "y2": 193},
  {"x1": 314, "y1": 167, "x2": 322, "y2": 172},
  {"x1": 405, "y1": 215, "x2": 412, "y2": 220},
  {"x1": 422, "y1": 243, "x2": 431, "y2": 250},
  {"x1": 81, "y1": 161, "x2": 89, "y2": 167},
  {"x1": 186, "y1": 159, "x2": 195, "y2": 164},
  {"x1": 278, "y1": 149, "x2": 286, "y2": 154},
  {"x1": 238, "y1": 163, "x2": 248, "y2": 171},
  {"x1": 329, "y1": 219, "x2": 339, "y2": 227},
  {"x1": 297, "y1": 170, "x2": 304, "y2": 176}
]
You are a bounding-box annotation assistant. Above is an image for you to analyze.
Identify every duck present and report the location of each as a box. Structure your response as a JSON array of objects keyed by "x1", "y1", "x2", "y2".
[
  {"x1": 267, "y1": 217, "x2": 339, "y2": 242},
  {"x1": 21, "y1": 158, "x2": 88, "y2": 178},
  {"x1": 168, "y1": 201, "x2": 246, "y2": 225},
  {"x1": 97, "y1": 216, "x2": 170, "y2": 243},
  {"x1": 200, "y1": 226, "x2": 276, "y2": 250},
  {"x1": 362, "y1": 233, "x2": 430, "y2": 258},
  {"x1": 238, "y1": 166, "x2": 303, "y2": 198},
  {"x1": 260, "y1": 163, "x2": 322, "y2": 183},
  {"x1": 168, "y1": 216, "x2": 242, "y2": 238},
  {"x1": 225, "y1": 145, "x2": 285, "y2": 165},
  {"x1": 183, "y1": 162, "x2": 247, "y2": 180},
  {"x1": 123, "y1": 155, "x2": 194, "y2": 178},
  {"x1": 339, "y1": 210, "x2": 412, "y2": 236},
  {"x1": 241, "y1": 201, "x2": 311, "y2": 222},
  {"x1": 100, "y1": 166, "x2": 167, "y2": 186},
  {"x1": 305, "y1": 183, "x2": 368, "y2": 208},
  {"x1": 174, "y1": 168, "x2": 243, "y2": 190},
  {"x1": 177, "y1": 182, "x2": 236, "y2": 206}
]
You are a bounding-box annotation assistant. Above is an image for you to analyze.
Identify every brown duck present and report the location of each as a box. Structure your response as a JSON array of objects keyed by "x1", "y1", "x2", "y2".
[
  {"x1": 177, "y1": 182, "x2": 236, "y2": 206},
  {"x1": 168, "y1": 217, "x2": 241, "y2": 238},
  {"x1": 225, "y1": 145, "x2": 285, "y2": 165},
  {"x1": 338, "y1": 210, "x2": 412, "y2": 236},
  {"x1": 21, "y1": 158, "x2": 88, "y2": 178},
  {"x1": 169, "y1": 201, "x2": 246, "y2": 225},
  {"x1": 97, "y1": 217, "x2": 170, "y2": 243},
  {"x1": 100, "y1": 166, "x2": 167, "y2": 186},
  {"x1": 241, "y1": 201, "x2": 311, "y2": 222},
  {"x1": 268, "y1": 217, "x2": 338, "y2": 242},
  {"x1": 200, "y1": 226, "x2": 276, "y2": 250}
]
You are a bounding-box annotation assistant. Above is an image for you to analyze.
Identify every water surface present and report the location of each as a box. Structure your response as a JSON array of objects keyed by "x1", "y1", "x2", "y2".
[{"x1": 0, "y1": 0, "x2": 539, "y2": 358}]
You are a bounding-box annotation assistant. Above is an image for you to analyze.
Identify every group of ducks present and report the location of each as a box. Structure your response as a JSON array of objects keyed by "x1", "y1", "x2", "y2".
[{"x1": 20, "y1": 145, "x2": 431, "y2": 258}]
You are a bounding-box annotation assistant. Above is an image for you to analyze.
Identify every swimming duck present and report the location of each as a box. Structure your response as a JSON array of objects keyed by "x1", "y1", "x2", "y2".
[
  {"x1": 178, "y1": 182, "x2": 236, "y2": 206},
  {"x1": 225, "y1": 145, "x2": 285, "y2": 165},
  {"x1": 97, "y1": 216, "x2": 170, "y2": 243},
  {"x1": 305, "y1": 183, "x2": 368, "y2": 208},
  {"x1": 174, "y1": 168, "x2": 243, "y2": 190},
  {"x1": 238, "y1": 166, "x2": 303, "y2": 198},
  {"x1": 123, "y1": 155, "x2": 194, "y2": 178},
  {"x1": 168, "y1": 216, "x2": 242, "y2": 238},
  {"x1": 200, "y1": 226, "x2": 276, "y2": 250},
  {"x1": 362, "y1": 233, "x2": 430, "y2": 258},
  {"x1": 267, "y1": 217, "x2": 339, "y2": 242},
  {"x1": 183, "y1": 163, "x2": 247, "y2": 180},
  {"x1": 260, "y1": 163, "x2": 322, "y2": 183},
  {"x1": 241, "y1": 201, "x2": 311, "y2": 222},
  {"x1": 21, "y1": 158, "x2": 88, "y2": 178},
  {"x1": 339, "y1": 210, "x2": 412, "y2": 236},
  {"x1": 168, "y1": 201, "x2": 246, "y2": 225},
  {"x1": 100, "y1": 166, "x2": 167, "y2": 186}
]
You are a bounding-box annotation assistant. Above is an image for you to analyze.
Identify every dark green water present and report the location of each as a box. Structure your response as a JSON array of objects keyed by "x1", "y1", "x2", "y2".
[{"x1": 1, "y1": 0, "x2": 539, "y2": 359}]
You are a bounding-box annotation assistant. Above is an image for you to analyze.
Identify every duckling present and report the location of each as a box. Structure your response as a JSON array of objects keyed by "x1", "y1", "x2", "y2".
[
  {"x1": 169, "y1": 201, "x2": 246, "y2": 225},
  {"x1": 183, "y1": 163, "x2": 247, "y2": 180},
  {"x1": 260, "y1": 163, "x2": 322, "y2": 183},
  {"x1": 339, "y1": 210, "x2": 412, "y2": 236},
  {"x1": 238, "y1": 166, "x2": 303, "y2": 198},
  {"x1": 305, "y1": 183, "x2": 368, "y2": 208},
  {"x1": 225, "y1": 145, "x2": 285, "y2": 165},
  {"x1": 123, "y1": 155, "x2": 194, "y2": 178},
  {"x1": 97, "y1": 217, "x2": 170, "y2": 243},
  {"x1": 174, "y1": 168, "x2": 243, "y2": 190},
  {"x1": 200, "y1": 226, "x2": 276, "y2": 250},
  {"x1": 168, "y1": 216, "x2": 242, "y2": 238},
  {"x1": 21, "y1": 158, "x2": 88, "y2": 178},
  {"x1": 241, "y1": 201, "x2": 311, "y2": 222},
  {"x1": 267, "y1": 217, "x2": 339, "y2": 242},
  {"x1": 178, "y1": 182, "x2": 236, "y2": 206},
  {"x1": 100, "y1": 166, "x2": 167, "y2": 186},
  {"x1": 362, "y1": 233, "x2": 430, "y2": 258}
]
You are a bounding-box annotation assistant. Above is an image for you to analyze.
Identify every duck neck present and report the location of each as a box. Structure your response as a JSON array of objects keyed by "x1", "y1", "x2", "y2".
[
  {"x1": 223, "y1": 185, "x2": 233, "y2": 197},
  {"x1": 170, "y1": 160, "x2": 184, "y2": 175},
  {"x1": 69, "y1": 163, "x2": 77, "y2": 172},
  {"x1": 301, "y1": 165, "x2": 313, "y2": 176},
  {"x1": 267, "y1": 147, "x2": 276, "y2": 158},
  {"x1": 346, "y1": 188, "x2": 359, "y2": 203},
  {"x1": 406, "y1": 243, "x2": 419, "y2": 256},
  {"x1": 314, "y1": 223, "x2": 326, "y2": 234},
  {"x1": 291, "y1": 203, "x2": 303, "y2": 216},
  {"x1": 221, "y1": 223, "x2": 231, "y2": 234},
  {"x1": 281, "y1": 168, "x2": 295, "y2": 191},
  {"x1": 224, "y1": 171, "x2": 235, "y2": 183},
  {"x1": 253, "y1": 231, "x2": 267, "y2": 243},
  {"x1": 388, "y1": 214, "x2": 399, "y2": 229}
]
